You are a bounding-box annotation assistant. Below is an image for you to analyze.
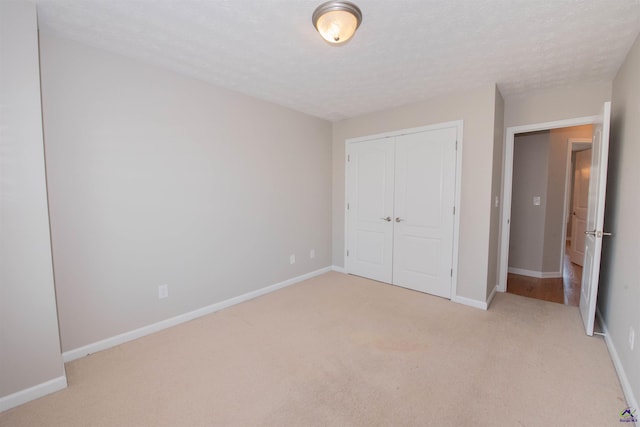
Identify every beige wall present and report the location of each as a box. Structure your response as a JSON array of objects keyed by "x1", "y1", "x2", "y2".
[
  {"x1": 504, "y1": 82, "x2": 612, "y2": 128},
  {"x1": 0, "y1": 1, "x2": 66, "y2": 403},
  {"x1": 39, "y1": 32, "x2": 333, "y2": 352},
  {"x1": 332, "y1": 85, "x2": 498, "y2": 303},
  {"x1": 599, "y1": 33, "x2": 640, "y2": 409}
]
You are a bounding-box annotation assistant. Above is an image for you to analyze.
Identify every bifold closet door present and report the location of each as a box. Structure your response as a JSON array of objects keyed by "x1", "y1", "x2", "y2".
[
  {"x1": 392, "y1": 128, "x2": 456, "y2": 298},
  {"x1": 346, "y1": 138, "x2": 395, "y2": 284}
]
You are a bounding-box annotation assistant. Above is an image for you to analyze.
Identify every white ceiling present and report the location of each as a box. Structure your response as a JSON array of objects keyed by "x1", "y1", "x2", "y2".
[{"x1": 34, "y1": 0, "x2": 640, "y2": 121}]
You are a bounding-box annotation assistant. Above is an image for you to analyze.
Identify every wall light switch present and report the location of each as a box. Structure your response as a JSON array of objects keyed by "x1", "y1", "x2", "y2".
[
  {"x1": 158, "y1": 284, "x2": 169, "y2": 299},
  {"x1": 290, "y1": 254, "x2": 296, "y2": 264},
  {"x1": 495, "y1": 196, "x2": 499, "y2": 208},
  {"x1": 310, "y1": 249, "x2": 315, "y2": 259},
  {"x1": 533, "y1": 196, "x2": 541, "y2": 206}
]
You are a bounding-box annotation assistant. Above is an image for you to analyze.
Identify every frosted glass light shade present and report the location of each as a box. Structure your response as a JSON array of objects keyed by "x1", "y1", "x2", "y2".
[{"x1": 312, "y1": 1, "x2": 362, "y2": 45}]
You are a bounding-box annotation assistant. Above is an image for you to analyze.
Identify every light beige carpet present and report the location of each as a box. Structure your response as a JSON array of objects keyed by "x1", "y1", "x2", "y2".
[{"x1": 0, "y1": 272, "x2": 627, "y2": 426}]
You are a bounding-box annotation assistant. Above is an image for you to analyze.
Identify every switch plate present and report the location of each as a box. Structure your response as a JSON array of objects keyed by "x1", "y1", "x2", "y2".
[
  {"x1": 290, "y1": 254, "x2": 296, "y2": 264},
  {"x1": 158, "y1": 284, "x2": 168, "y2": 299},
  {"x1": 310, "y1": 249, "x2": 315, "y2": 259},
  {"x1": 495, "y1": 196, "x2": 499, "y2": 208},
  {"x1": 629, "y1": 327, "x2": 635, "y2": 351},
  {"x1": 533, "y1": 196, "x2": 541, "y2": 206}
]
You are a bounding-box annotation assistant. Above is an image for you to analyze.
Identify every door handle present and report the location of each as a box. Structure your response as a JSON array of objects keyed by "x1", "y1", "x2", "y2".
[
  {"x1": 585, "y1": 230, "x2": 613, "y2": 237},
  {"x1": 381, "y1": 217, "x2": 392, "y2": 222},
  {"x1": 395, "y1": 217, "x2": 404, "y2": 223}
]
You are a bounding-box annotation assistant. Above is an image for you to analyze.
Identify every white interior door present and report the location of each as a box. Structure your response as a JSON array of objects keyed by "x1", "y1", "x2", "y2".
[
  {"x1": 346, "y1": 138, "x2": 395, "y2": 283},
  {"x1": 392, "y1": 129, "x2": 456, "y2": 297},
  {"x1": 579, "y1": 102, "x2": 611, "y2": 336},
  {"x1": 569, "y1": 148, "x2": 591, "y2": 266}
]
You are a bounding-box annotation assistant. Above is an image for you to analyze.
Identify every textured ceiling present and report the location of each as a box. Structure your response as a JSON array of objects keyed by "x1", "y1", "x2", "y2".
[{"x1": 34, "y1": 0, "x2": 640, "y2": 121}]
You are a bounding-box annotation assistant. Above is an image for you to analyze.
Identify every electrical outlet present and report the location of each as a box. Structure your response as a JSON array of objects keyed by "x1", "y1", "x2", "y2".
[
  {"x1": 310, "y1": 249, "x2": 315, "y2": 259},
  {"x1": 158, "y1": 284, "x2": 169, "y2": 299},
  {"x1": 290, "y1": 254, "x2": 296, "y2": 265},
  {"x1": 533, "y1": 196, "x2": 541, "y2": 206},
  {"x1": 629, "y1": 327, "x2": 635, "y2": 351}
]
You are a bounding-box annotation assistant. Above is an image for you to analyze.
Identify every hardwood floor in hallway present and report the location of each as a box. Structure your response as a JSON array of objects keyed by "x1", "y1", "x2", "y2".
[{"x1": 507, "y1": 243, "x2": 582, "y2": 306}]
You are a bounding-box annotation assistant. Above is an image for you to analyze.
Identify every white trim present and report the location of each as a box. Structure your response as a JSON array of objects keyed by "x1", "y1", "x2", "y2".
[
  {"x1": 451, "y1": 123, "x2": 463, "y2": 301},
  {"x1": 0, "y1": 375, "x2": 67, "y2": 413},
  {"x1": 498, "y1": 115, "x2": 598, "y2": 292},
  {"x1": 343, "y1": 135, "x2": 350, "y2": 273},
  {"x1": 345, "y1": 120, "x2": 463, "y2": 144},
  {"x1": 507, "y1": 267, "x2": 563, "y2": 279},
  {"x1": 597, "y1": 309, "x2": 638, "y2": 411},
  {"x1": 452, "y1": 295, "x2": 489, "y2": 310},
  {"x1": 344, "y1": 120, "x2": 463, "y2": 301},
  {"x1": 331, "y1": 265, "x2": 347, "y2": 274},
  {"x1": 63, "y1": 267, "x2": 332, "y2": 363},
  {"x1": 562, "y1": 138, "x2": 592, "y2": 274}
]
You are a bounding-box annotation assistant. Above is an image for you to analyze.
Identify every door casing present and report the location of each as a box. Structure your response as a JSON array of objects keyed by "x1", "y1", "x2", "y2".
[{"x1": 498, "y1": 116, "x2": 598, "y2": 293}]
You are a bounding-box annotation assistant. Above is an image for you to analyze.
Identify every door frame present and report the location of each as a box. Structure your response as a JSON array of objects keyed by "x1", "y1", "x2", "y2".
[
  {"x1": 498, "y1": 116, "x2": 598, "y2": 292},
  {"x1": 344, "y1": 120, "x2": 464, "y2": 299},
  {"x1": 563, "y1": 138, "x2": 592, "y2": 264}
]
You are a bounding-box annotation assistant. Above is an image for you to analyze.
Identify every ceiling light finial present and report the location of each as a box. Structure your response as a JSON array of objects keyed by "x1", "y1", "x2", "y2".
[{"x1": 312, "y1": 1, "x2": 362, "y2": 45}]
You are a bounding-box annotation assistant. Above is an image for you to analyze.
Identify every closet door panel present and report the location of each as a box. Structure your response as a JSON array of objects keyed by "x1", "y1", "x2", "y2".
[
  {"x1": 393, "y1": 128, "x2": 456, "y2": 298},
  {"x1": 346, "y1": 138, "x2": 395, "y2": 283}
]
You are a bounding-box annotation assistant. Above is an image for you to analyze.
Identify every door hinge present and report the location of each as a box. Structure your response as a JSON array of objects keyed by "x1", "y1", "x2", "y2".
[
  {"x1": 347, "y1": 203, "x2": 350, "y2": 210},
  {"x1": 347, "y1": 250, "x2": 349, "y2": 256},
  {"x1": 347, "y1": 154, "x2": 350, "y2": 162},
  {"x1": 450, "y1": 268, "x2": 453, "y2": 277},
  {"x1": 455, "y1": 140, "x2": 458, "y2": 150},
  {"x1": 453, "y1": 206, "x2": 456, "y2": 215}
]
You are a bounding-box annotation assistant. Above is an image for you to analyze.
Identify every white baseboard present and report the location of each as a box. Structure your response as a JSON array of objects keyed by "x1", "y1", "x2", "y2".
[
  {"x1": 597, "y1": 309, "x2": 638, "y2": 412},
  {"x1": 333, "y1": 267, "x2": 492, "y2": 311},
  {"x1": 63, "y1": 266, "x2": 332, "y2": 363},
  {"x1": 331, "y1": 265, "x2": 347, "y2": 274},
  {"x1": 508, "y1": 267, "x2": 562, "y2": 279},
  {"x1": 452, "y1": 295, "x2": 488, "y2": 310},
  {"x1": 0, "y1": 375, "x2": 67, "y2": 413}
]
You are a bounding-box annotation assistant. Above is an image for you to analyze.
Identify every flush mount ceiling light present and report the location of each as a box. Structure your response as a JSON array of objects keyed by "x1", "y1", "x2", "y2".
[{"x1": 312, "y1": 1, "x2": 362, "y2": 45}]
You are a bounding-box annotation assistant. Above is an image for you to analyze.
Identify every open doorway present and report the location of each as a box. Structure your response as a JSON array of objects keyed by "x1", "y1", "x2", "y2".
[
  {"x1": 498, "y1": 104, "x2": 611, "y2": 336},
  {"x1": 500, "y1": 124, "x2": 593, "y2": 306}
]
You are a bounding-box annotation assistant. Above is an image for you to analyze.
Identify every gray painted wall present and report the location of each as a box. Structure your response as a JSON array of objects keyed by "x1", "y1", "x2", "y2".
[
  {"x1": 509, "y1": 132, "x2": 551, "y2": 273},
  {"x1": 0, "y1": 1, "x2": 65, "y2": 401},
  {"x1": 600, "y1": 32, "x2": 640, "y2": 410},
  {"x1": 39, "y1": 32, "x2": 333, "y2": 352}
]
